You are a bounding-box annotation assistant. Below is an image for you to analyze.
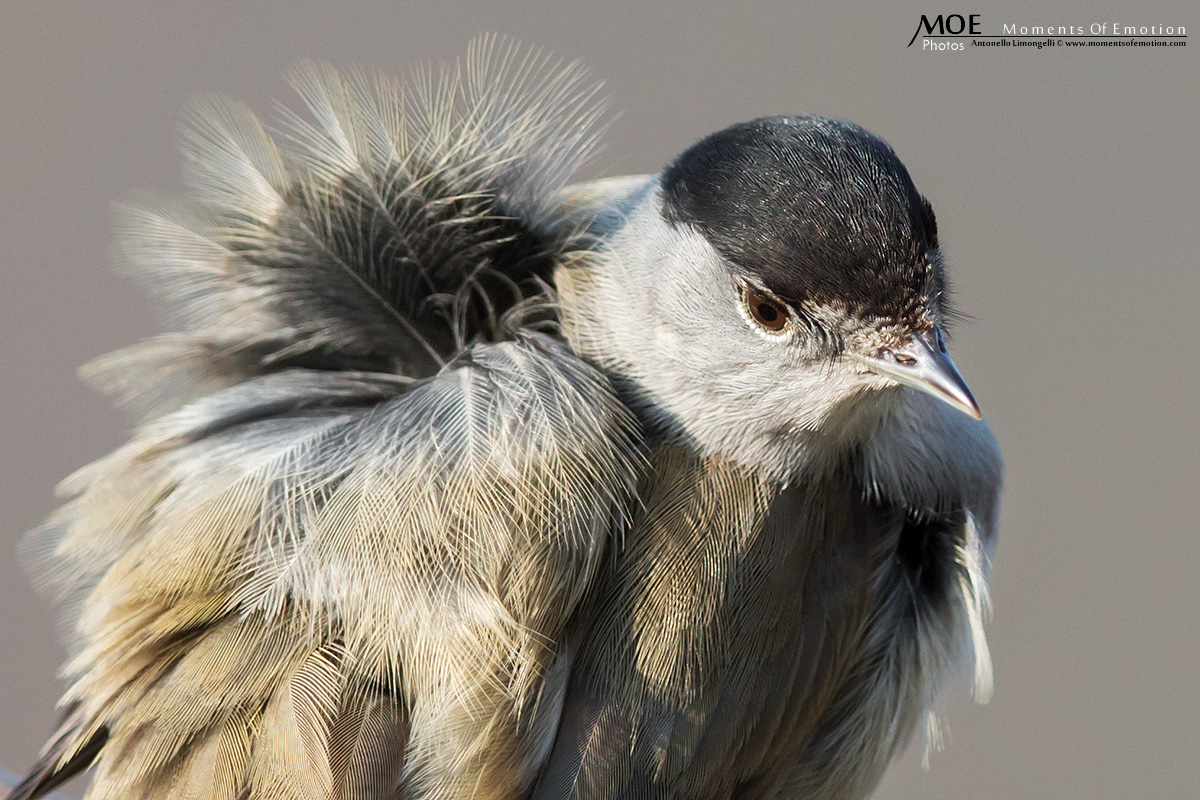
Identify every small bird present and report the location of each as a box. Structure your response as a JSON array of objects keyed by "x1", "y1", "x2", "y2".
[{"x1": 10, "y1": 37, "x2": 1001, "y2": 800}]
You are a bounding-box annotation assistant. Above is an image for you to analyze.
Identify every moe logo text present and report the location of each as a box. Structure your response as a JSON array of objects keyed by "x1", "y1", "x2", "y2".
[{"x1": 907, "y1": 14, "x2": 982, "y2": 47}]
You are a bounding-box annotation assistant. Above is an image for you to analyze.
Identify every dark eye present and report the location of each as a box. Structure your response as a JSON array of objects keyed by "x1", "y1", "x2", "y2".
[{"x1": 744, "y1": 288, "x2": 789, "y2": 332}]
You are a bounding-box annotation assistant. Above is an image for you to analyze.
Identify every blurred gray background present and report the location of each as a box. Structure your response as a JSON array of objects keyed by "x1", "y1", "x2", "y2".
[{"x1": 2, "y1": 1, "x2": 1196, "y2": 798}]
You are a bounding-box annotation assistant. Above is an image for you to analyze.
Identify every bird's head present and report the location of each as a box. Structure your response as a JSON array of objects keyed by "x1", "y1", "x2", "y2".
[{"x1": 558, "y1": 115, "x2": 984, "y2": 479}]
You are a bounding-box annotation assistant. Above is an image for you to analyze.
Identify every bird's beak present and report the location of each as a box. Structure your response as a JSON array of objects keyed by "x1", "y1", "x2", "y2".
[{"x1": 856, "y1": 331, "x2": 982, "y2": 419}]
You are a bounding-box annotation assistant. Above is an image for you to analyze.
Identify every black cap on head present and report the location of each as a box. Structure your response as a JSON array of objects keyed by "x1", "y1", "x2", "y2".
[{"x1": 661, "y1": 115, "x2": 942, "y2": 323}]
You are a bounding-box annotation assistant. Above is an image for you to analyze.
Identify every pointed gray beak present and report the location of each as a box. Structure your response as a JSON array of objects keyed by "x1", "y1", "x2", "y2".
[{"x1": 856, "y1": 330, "x2": 982, "y2": 419}]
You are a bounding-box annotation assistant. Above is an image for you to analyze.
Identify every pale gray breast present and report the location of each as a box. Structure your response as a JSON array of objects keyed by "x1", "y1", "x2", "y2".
[
  {"x1": 531, "y1": 445, "x2": 981, "y2": 800},
  {"x1": 776, "y1": 493, "x2": 992, "y2": 800}
]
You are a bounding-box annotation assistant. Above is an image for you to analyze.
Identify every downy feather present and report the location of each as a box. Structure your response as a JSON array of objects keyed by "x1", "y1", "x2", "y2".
[{"x1": 17, "y1": 36, "x2": 640, "y2": 800}]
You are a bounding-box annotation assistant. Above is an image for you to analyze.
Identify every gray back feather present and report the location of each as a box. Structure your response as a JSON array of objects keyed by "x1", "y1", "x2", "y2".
[{"x1": 90, "y1": 36, "x2": 609, "y2": 419}]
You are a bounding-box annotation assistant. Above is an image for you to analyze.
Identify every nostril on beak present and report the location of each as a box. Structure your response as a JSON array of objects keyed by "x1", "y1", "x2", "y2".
[{"x1": 893, "y1": 351, "x2": 918, "y2": 366}]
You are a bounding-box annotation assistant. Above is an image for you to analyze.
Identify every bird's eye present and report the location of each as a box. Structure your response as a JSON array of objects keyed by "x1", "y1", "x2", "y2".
[{"x1": 744, "y1": 288, "x2": 789, "y2": 332}]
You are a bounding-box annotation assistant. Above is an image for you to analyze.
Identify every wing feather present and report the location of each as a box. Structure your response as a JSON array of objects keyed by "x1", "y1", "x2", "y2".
[
  {"x1": 326, "y1": 691, "x2": 408, "y2": 800},
  {"x1": 27, "y1": 334, "x2": 639, "y2": 800}
]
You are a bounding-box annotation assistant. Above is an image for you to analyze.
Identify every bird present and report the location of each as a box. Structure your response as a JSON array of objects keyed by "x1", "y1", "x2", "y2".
[{"x1": 9, "y1": 36, "x2": 1002, "y2": 800}]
